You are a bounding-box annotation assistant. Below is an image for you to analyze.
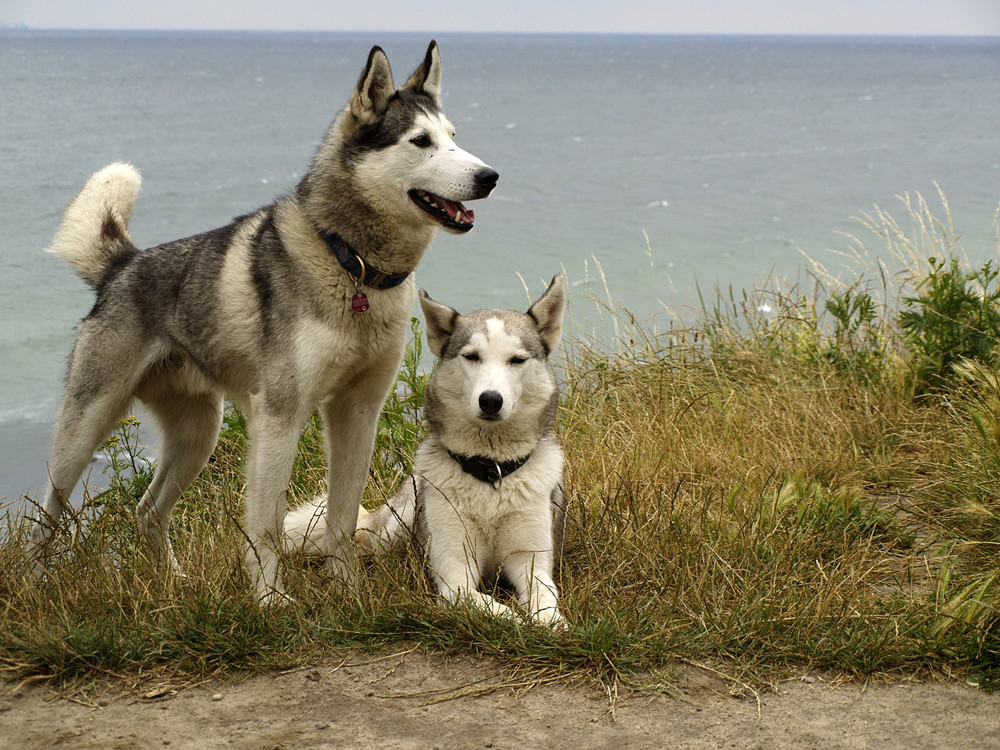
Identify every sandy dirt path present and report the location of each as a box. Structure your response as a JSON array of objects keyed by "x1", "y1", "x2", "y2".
[{"x1": 2, "y1": 649, "x2": 998, "y2": 749}]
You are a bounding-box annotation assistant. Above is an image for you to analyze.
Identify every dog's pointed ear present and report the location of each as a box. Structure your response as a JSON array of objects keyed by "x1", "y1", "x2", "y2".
[
  {"x1": 420, "y1": 288, "x2": 461, "y2": 358},
  {"x1": 350, "y1": 46, "x2": 395, "y2": 125},
  {"x1": 526, "y1": 274, "x2": 567, "y2": 355},
  {"x1": 403, "y1": 40, "x2": 442, "y2": 106}
]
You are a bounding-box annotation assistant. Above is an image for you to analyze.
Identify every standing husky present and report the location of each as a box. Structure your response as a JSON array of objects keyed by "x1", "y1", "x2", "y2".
[
  {"x1": 27, "y1": 41, "x2": 498, "y2": 604},
  {"x1": 285, "y1": 275, "x2": 568, "y2": 627}
]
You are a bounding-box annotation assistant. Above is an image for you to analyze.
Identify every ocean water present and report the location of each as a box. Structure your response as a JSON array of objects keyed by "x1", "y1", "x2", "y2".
[{"x1": 1, "y1": 31, "x2": 998, "y2": 500}]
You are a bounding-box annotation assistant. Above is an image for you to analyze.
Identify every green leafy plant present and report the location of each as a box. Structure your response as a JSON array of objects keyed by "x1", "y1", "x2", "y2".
[
  {"x1": 823, "y1": 284, "x2": 886, "y2": 382},
  {"x1": 900, "y1": 257, "x2": 1000, "y2": 392},
  {"x1": 100, "y1": 415, "x2": 155, "y2": 501}
]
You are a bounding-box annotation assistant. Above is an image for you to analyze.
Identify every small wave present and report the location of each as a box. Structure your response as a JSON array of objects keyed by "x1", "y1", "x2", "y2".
[
  {"x1": 687, "y1": 145, "x2": 831, "y2": 162},
  {"x1": 0, "y1": 400, "x2": 57, "y2": 426}
]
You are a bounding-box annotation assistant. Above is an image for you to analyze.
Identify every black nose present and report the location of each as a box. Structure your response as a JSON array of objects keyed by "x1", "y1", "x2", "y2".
[
  {"x1": 478, "y1": 390, "x2": 503, "y2": 415},
  {"x1": 475, "y1": 168, "x2": 499, "y2": 192}
]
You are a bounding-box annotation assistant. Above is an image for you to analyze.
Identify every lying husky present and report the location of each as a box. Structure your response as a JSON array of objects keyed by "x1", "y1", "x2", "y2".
[
  {"x1": 285, "y1": 275, "x2": 568, "y2": 627},
  {"x1": 27, "y1": 41, "x2": 498, "y2": 604}
]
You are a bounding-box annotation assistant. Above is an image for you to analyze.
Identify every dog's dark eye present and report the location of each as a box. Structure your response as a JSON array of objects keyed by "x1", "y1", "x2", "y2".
[
  {"x1": 410, "y1": 134, "x2": 432, "y2": 148},
  {"x1": 509, "y1": 356, "x2": 527, "y2": 366},
  {"x1": 462, "y1": 352, "x2": 480, "y2": 363}
]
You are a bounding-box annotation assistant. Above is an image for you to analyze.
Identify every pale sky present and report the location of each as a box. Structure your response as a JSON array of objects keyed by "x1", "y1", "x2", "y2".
[{"x1": 2, "y1": 0, "x2": 999, "y2": 36}]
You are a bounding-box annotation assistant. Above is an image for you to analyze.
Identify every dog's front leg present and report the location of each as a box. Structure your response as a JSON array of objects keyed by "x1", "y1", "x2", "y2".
[
  {"x1": 508, "y1": 554, "x2": 564, "y2": 629},
  {"x1": 426, "y1": 526, "x2": 519, "y2": 621},
  {"x1": 431, "y1": 557, "x2": 520, "y2": 621},
  {"x1": 319, "y1": 383, "x2": 391, "y2": 583},
  {"x1": 244, "y1": 405, "x2": 306, "y2": 605}
]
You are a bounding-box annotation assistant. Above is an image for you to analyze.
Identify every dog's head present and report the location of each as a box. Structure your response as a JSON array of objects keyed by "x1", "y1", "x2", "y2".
[
  {"x1": 333, "y1": 41, "x2": 498, "y2": 235},
  {"x1": 421, "y1": 275, "x2": 566, "y2": 439}
]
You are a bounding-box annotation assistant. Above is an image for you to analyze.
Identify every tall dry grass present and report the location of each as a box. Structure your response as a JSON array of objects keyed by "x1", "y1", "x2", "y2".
[{"x1": 2, "y1": 191, "x2": 999, "y2": 692}]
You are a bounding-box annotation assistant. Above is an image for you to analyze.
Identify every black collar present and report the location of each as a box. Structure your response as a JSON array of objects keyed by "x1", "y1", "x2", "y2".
[
  {"x1": 447, "y1": 450, "x2": 531, "y2": 488},
  {"x1": 321, "y1": 231, "x2": 410, "y2": 291}
]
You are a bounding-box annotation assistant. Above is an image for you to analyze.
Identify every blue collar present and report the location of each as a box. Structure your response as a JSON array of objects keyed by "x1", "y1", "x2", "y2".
[{"x1": 321, "y1": 232, "x2": 410, "y2": 291}]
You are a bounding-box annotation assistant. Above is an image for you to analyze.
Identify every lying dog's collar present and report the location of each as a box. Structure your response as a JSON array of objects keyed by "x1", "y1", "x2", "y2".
[
  {"x1": 321, "y1": 231, "x2": 410, "y2": 291},
  {"x1": 447, "y1": 450, "x2": 531, "y2": 489}
]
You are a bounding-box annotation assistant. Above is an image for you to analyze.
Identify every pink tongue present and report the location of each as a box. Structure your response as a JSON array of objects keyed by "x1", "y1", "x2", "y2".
[{"x1": 439, "y1": 197, "x2": 474, "y2": 224}]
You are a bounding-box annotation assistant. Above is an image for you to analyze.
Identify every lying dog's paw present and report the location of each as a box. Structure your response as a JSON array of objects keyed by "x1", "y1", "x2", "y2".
[{"x1": 532, "y1": 606, "x2": 566, "y2": 631}]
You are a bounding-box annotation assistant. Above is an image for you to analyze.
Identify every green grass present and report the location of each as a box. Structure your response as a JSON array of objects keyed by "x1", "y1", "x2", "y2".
[{"x1": 3, "y1": 191, "x2": 1000, "y2": 694}]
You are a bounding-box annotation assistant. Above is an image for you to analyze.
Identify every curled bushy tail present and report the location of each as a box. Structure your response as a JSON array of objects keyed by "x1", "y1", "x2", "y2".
[
  {"x1": 283, "y1": 484, "x2": 415, "y2": 557},
  {"x1": 48, "y1": 162, "x2": 141, "y2": 288},
  {"x1": 283, "y1": 495, "x2": 338, "y2": 556}
]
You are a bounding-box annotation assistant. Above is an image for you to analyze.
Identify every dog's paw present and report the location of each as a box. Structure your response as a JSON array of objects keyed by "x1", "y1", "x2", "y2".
[
  {"x1": 258, "y1": 589, "x2": 298, "y2": 608},
  {"x1": 24, "y1": 555, "x2": 47, "y2": 583},
  {"x1": 352, "y1": 527, "x2": 381, "y2": 555},
  {"x1": 532, "y1": 607, "x2": 566, "y2": 631},
  {"x1": 323, "y1": 550, "x2": 360, "y2": 588}
]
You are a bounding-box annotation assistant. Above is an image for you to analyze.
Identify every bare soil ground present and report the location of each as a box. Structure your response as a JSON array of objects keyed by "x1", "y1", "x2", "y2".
[{"x1": 3, "y1": 648, "x2": 998, "y2": 749}]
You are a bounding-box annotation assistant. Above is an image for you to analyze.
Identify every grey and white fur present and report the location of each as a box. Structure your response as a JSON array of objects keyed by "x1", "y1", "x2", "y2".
[
  {"x1": 285, "y1": 274, "x2": 568, "y2": 627},
  {"x1": 27, "y1": 41, "x2": 498, "y2": 605}
]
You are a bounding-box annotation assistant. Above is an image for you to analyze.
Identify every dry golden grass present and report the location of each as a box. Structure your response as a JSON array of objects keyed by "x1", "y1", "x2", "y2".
[{"x1": 2, "y1": 192, "x2": 999, "y2": 691}]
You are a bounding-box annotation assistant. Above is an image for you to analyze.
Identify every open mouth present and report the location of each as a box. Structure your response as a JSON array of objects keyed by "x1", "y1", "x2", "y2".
[{"x1": 409, "y1": 189, "x2": 475, "y2": 233}]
